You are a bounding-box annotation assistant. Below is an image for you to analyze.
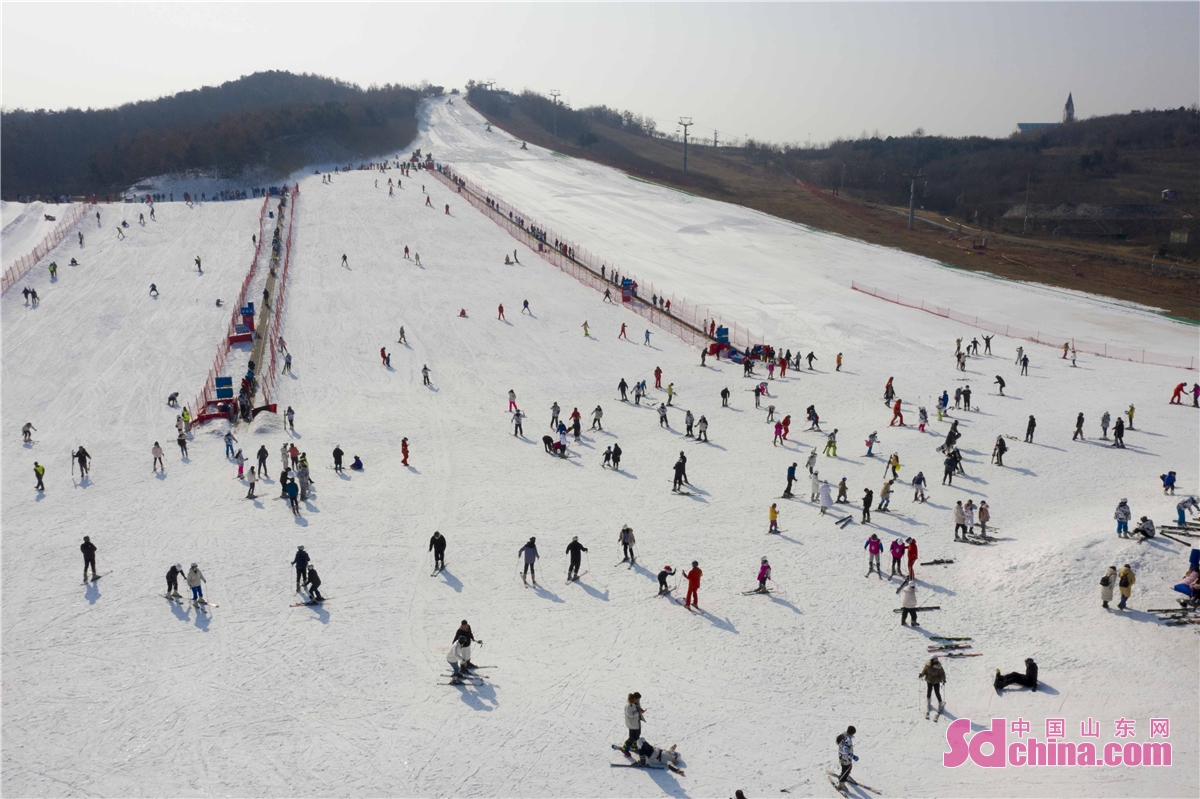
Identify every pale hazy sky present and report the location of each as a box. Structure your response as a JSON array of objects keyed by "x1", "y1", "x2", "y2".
[{"x1": 3, "y1": 2, "x2": 1197, "y2": 143}]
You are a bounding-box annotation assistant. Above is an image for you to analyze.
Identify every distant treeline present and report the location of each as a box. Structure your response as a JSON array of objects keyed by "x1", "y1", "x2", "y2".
[
  {"x1": 2, "y1": 71, "x2": 440, "y2": 198},
  {"x1": 772, "y1": 108, "x2": 1200, "y2": 224},
  {"x1": 467, "y1": 81, "x2": 1199, "y2": 227}
]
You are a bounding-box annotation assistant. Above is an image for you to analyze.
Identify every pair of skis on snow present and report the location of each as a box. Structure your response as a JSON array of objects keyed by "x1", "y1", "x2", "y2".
[
  {"x1": 83, "y1": 570, "x2": 113, "y2": 585},
  {"x1": 441, "y1": 666, "x2": 493, "y2": 686},
  {"x1": 823, "y1": 771, "x2": 881, "y2": 795},
  {"x1": 164, "y1": 593, "x2": 217, "y2": 609}
]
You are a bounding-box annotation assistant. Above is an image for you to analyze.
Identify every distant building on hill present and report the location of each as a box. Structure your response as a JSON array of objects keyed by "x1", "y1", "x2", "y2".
[{"x1": 1016, "y1": 93, "x2": 1075, "y2": 134}]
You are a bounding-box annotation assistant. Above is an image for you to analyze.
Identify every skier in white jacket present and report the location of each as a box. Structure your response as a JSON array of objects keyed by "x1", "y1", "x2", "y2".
[
  {"x1": 810, "y1": 470, "x2": 821, "y2": 502},
  {"x1": 819, "y1": 480, "x2": 834, "y2": 515},
  {"x1": 953, "y1": 502, "x2": 968, "y2": 541},
  {"x1": 186, "y1": 563, "x2": 206, "y2": 601},
  {"x1": 622, "y1": 692, "x2": 645, "y2": 752}
]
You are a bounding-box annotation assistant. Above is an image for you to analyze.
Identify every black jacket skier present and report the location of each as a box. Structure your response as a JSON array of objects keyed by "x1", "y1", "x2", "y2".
[
  {"x1": 166, "y1": 563, "x2": 183, "y2": 595},
  {"x1": 611, "y1": 443, "x2": 622, "y2": 470},
  {"x1": 306, "y1": 566, "x2": 323, "y2": 601},
  {"x1": 861, "y1": 488, "x2": 873, "y2": 523},
  {"x1": 332, "y1": 446, "x2": 344, "y2": 471},
  {"x1": 74, "y1": 446, "x2": 91, "y2": 476},
  {"x1": 81, "y1": 536, "x2": 97, "y2": 581},
  {"x1": 430, "y1": 532, "x2": 447, "y2": 569},
  {"x1": 618, "y1": 378, "x2": 629, "y2": 401},
  {"x1": 566, "y1": 537, "x2": 588, "y2": 579},
  {"x1": 292, "y1": 546, "x2": 310, "y2": 590}
]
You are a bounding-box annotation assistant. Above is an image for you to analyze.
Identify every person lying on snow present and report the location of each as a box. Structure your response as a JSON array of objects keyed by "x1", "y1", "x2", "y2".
[{"x1": 631, "y1": 738, "x2": 681, "y2": 769}]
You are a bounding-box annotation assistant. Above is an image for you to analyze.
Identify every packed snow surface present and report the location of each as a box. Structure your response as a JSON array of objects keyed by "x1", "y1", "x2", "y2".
[
  {"x1": 1, "y1": 201, "x2": 79, "y2": 266},
  {"x1": 2, "y1": 101, "x2": 1198, "y2": 798},
  {"x1": 419, "y1": 99, "x2": 1199, "y2": 355}
]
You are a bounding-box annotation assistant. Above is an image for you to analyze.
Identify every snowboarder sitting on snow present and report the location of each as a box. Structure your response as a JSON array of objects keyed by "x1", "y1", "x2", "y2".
[
  {"x1": 1131, "y1": 516, "x2": 1156, "y2": 539},
  {"x1": 995, "y1": 658, "x2": 1038, "y2": 692},
  {"x1": 350, "y1": 456, "x2": 363, "y2": 471}
]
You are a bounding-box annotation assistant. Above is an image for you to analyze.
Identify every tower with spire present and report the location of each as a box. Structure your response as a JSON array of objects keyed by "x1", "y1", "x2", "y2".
[{"x1": 1063, "y1": 93, "x2": 1075, "y2": 124}]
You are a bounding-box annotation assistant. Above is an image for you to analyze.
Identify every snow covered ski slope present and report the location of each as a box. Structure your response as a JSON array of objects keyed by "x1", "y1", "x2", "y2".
[
  {"x1": 418, "y1": 98, "x2": 1198, "y2": 357},
  {"x1": 2, "y1": 201, "x2": 80, "y2": 266},
  {"x1": 3, "y1": 112, "x2": 1199, "y2": 797}
]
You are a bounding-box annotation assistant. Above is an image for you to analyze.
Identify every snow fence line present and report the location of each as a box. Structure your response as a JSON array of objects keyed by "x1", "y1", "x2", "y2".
[
  {"x1": 1, "y1": 203, "x2": 94, "y2": 293},
  {"x1": 189, "y1": 193, "x2": 275, "y2": 422},
  {"x1": 850, "y1": 280, "x2": 1197, "y2": 370},
  {"x1": 260, "y1": 186, "x2": 299, "y2": 406},
  {"x1": 431, "y1": 163, "x2": 764, "y2": 351}
]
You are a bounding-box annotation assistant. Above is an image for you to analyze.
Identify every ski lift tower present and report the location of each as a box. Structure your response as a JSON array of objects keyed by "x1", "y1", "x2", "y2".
[
  {"x1": 549, "y1": 90, "x2": 561, "y2": 137},
  {"x1": 678, "y1": 117, "x2": 693, "y2": 175}
]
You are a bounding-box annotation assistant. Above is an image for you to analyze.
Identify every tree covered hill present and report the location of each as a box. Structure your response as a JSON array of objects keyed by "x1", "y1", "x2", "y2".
[{"x1": 2, "y1": 71, "x2": 441, "y2": 198}]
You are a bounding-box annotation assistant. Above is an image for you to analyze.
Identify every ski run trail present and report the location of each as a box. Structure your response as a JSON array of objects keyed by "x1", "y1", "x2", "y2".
[{"x1": 2, "y1": 98, "x2": 1197, "y2": 798}]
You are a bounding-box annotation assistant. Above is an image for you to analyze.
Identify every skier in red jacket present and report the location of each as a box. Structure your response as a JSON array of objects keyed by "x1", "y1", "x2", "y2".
[
  {"x1": 654, "y1": 366, "x2": 663, "y2": 389},
  {"x1": 889, "y1": 399, "x2": 904, "y2": 426},
  {"x1": 401, "y1": 437, "x2": 409, "y2": 466},
  {"x1": 683, "y1": 561, "x2": 703, "y2": 609},
  {"x1": 906, "y1": 537, "x2": 918, "y2": 578}
]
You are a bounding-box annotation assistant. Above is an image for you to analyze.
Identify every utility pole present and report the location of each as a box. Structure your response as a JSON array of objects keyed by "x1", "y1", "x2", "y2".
[
  {"x1": 1022, "y1": 171, "x2": 1031, "y2": 235},
  {"x1": 678, "y1": 117, "x2": 693, "y2": 174},
  {"x1": 903, "y1": 169, "x2": 923, "y2": 230},
  {"x1": 549, "y1": 90, "x2": 561, "y2": 137},
  {"x1": 714, "y1": 130, "x2": 719, "y2": 147}
]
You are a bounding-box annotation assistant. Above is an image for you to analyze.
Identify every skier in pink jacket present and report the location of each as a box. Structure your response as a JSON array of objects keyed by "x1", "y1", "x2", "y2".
[
  {"x1": 889, "y1": 538, "x2": 907, "y2": 577},
  {"x1": 756, "y1": 558, "x2": 772, "y2": 592},
  {"x1": 864, "y1": 534, "x2": 884, "y2": 578}
]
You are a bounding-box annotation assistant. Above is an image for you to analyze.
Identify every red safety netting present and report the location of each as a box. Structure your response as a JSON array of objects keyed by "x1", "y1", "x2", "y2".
[
  {"x1": 432, "y1": 164, "x2": 765, "y2": 351},
  {"x1": 260, "y1": 187, "x2": 299, "y2": 406},
  {"x1": 850, "y1": 281, "x2": 1197, "y2": 370},
  {"x1": 190, "y1": 195, "x2": 272, "y2": 421},
  {"x1": 2, "y1": 203, "x2": 95, "y2": 293}
]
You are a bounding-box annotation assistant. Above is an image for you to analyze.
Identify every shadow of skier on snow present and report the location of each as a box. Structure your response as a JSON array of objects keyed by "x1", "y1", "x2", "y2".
[
  {"x1": 635, "y1": 766, "x2": 688, "y2": 797},
  {"x1": 577, "y1": 581, "x2": 610, "y2": 602},
  {"x1": 84, "y1": 580, "x2": 101, "y2": 605},
  {"x1": 166, "y1": 597, "x2": 190, "y2": 623},
  {"x1": 767, "y1": 593, "x2": 803, "y2": 615},
  {"x1": 455, "y1": 680, "x2": 498, "y2": 712},
  {"x1": 532, "y1": 583, "x2": 565, "y2": 603},
  {"x1": 439, "y1": 569, "x2": 463, "y2": 593}
]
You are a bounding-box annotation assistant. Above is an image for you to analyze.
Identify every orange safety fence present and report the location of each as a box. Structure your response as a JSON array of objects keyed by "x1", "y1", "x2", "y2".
[
  {"x1": 850, "y1": 281, "x2": 1196, "y2": 370},
  {"x1": 432, "y1": 163, "x2": 764, "y2": 351},
  {"x1": 2, "y1": 203, "x2": 95, "y2": 293}
]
